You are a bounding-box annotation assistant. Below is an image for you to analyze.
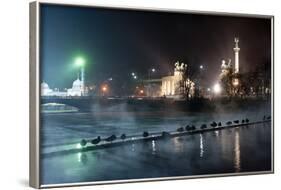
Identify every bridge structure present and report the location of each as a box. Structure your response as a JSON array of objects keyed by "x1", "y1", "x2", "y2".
[{"x1": 41, "y1": 96, "x2": 126, "y2": 112}]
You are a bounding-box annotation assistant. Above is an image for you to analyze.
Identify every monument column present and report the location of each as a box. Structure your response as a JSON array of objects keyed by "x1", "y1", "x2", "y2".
[{"x1": 233, "y1": 37, "x2": 240, "y2": 74}]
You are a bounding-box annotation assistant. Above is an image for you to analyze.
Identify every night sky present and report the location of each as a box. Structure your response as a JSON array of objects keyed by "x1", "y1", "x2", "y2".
[{"x1": 40, "y1": 4, "x2": 271, "y2": 90}]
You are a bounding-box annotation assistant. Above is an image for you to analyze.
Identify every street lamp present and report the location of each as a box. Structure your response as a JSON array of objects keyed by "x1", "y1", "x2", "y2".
[
  {"x1": 151, "y1": 68, "x2": 156, "y2": 72},
  {"x1": 213, "y1": 83, "x2": 221, "y2": 94},
  {"x1": 200, "y1": 65, "x2": 204, "y2": 69},
  {"x1": 102, "y1": 86, "x2": 107, "y2": 92},
  {"x1": 75, "y1": 57, "x2": 85, "y2": 67},
  {"x1": 101, "y1": 85, "x2": 108, "y2": 96},
  {"x1": 74, "y1": 56, "x2": 86, "y2": 95}
]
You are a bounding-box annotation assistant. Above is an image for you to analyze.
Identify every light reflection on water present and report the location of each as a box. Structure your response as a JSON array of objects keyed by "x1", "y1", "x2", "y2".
[
  {"x1": 41, "y1": 123, "x2": 271, "y2": 185},
  {"x1": 152, "y1": 140, "x2": 156, "y2": 154},
  {"x1": 40, "y1": 102, "x2": 272, "y2": 185},
  {"x1": 234, "y1": 130, "x2": 241, "y2": 172},
  {"x1": 200, "y1": 134, "x2": 204, "y2": 158}
]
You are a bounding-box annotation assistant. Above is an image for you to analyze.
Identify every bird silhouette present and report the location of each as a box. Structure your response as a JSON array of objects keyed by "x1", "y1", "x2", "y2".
[
  {"x1": 161, "y1": 131, "x2": 170, "y2": 138},
  {"x1": 210, "y1": 121, "x2": 217, "y2": 127},
  {"x1": 226, "y1": 121, "x2": 232, "y2": 125},
  {"x1": 91, "y1": 136, "x2": 101, "y2": 145},
  {"x1": 245, "y1": 118, "x2": 249, "y2": 123},
  {"x1": 201, "y1": 124, "x2": 207, "y2": 129},
  {"x1": 143, "y1": 131, "x2": 149, "y2": 137},
  {"x1": 80, "y1": 139, "x2": 87, "y2": 147},
  {"x1": 233, "y1": 120, "x2": 239, "y2": 124},
  {"x1": 120, "y1": 134, "x2": 126, "y2": 140},
  {"x1": 105, "y1": 135, "x2": 117, "y2": 143},
  {"x1": 177, "y1": 127, "x2": 184, "y2": 132}
]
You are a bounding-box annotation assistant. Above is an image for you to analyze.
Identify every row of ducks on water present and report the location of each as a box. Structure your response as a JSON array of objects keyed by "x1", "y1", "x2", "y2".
[
  {"x1": 79, "y1": 115, "x2": 271, "y2": 147},
  {"x1": 176, "y1": 118, "x2": 250, "y2": 133},
  {"x1": 80, "y1": 131, "x2": 151, "y2": 147}
]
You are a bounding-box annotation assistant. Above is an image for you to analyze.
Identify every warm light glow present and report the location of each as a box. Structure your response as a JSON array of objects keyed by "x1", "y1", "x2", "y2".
[
  {"x1": 75, "y1": 57, "x2": 85, "y2": 67},
  {"x1": 213, "y1": 83, "x2": 221, "y2": 94},
  {"x1": 152, "y1": 68, "x2": 156, "y2": 72},
  {"x1": 140, "y1": 90, "x2": 144, "y2": 94},
  {"x1": 233, "y1": 79, "x2": 239, "y2": 86},
  {"x1": 102, "y1": 86, "x2": 107, "y2": 92},
  {"x1": 200, "y1": 65, "x2": 204, "y2": 69}
]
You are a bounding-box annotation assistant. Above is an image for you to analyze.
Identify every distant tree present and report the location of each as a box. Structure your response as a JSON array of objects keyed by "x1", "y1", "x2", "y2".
[
  {"x1": 180, "y1": 63, "x2": 198, "y2": 100},
  {"x1": 220, "y1": 66, "x2": 234, "y2": 97}
]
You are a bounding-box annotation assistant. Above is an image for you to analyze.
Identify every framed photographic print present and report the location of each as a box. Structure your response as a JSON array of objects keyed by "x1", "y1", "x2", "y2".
[{"x1": 29, "y1": 1, "x2": 274, "y2": 188}]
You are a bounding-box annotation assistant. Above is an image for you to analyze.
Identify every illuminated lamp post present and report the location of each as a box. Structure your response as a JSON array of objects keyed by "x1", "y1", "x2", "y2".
[
  {"x1": 213, "y1": 83, "x2": 221, "y2": 96},
  {"x1": 101, "y1": 85, "x2": 107, "y2": 96},
  {"x1": 75, "y1": 56, "x2": 86, "y2": 96}
]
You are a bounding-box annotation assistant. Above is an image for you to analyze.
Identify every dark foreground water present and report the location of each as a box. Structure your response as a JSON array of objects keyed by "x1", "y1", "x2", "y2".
[{"x1": 40, "y1": 102, "x2": 272, "y2": 185}]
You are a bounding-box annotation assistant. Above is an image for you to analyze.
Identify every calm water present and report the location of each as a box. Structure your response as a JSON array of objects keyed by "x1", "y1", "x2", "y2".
[{"x1": 40, "y1": 103, "x2": 272, "y2": 185}]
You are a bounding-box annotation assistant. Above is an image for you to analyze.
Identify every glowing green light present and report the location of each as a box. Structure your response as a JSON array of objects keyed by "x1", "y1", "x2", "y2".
[{"x1": 75, "y1": 57, "x2": 85, "y2": 67}]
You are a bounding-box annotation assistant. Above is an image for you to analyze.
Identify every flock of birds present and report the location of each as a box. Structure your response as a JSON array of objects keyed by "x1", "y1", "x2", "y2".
[{"x1": 79, "y1": 115, "x2": 271, "y2": 148}]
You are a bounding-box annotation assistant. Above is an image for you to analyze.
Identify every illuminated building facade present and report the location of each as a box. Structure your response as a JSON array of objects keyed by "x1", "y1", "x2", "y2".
[
  {"x1": 41, "y1": 78, "x2": 87, "y2": 97},
  {"x1": 161, "y1": 62, "x2": 195, "y2": 98},
  {"x1": 143, "y1": 62, "x2": 195, "y2": 99}
]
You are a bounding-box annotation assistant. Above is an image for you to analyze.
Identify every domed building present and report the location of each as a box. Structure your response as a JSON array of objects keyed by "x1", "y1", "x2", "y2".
[
  {"x1": 41, "y1": 77, "x2": 87, "y2": 97},
  {"x1": 67, "y1": 78, "x2": 84, "y2": 96},
  {"x1": 41, "y1": 82, "x2": 53, "y2": 96}
]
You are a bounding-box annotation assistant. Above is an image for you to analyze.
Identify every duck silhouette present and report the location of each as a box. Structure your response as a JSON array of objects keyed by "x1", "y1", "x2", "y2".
[
  {"x1": 233, "y1": 120, "x2": 239, "y2": 124},
  {"x1": 226, "y1": 121, "x2": 232, "y2": 125},
  {"x1": 161, "y1": 131, "x2": 170, "y2": 138},
  {"x1": 120, "y1": 134, "x2": 126, "y2": 140},
  {"x1": 91, "y1": 136, "x2": 101, "y2": 145},
  {"x1": 201, "y1": 124, "x2": 207, "y2": 129},
  {"x1": 105, "y1": 135, "x2": 117, "y2": 143},
  {"x1": 245, "y1": 118, "x2": 249, "y2": 123},
  {"x1": 143, "y1": 131, "x2": 149, "y2": 137},
  {"x1": 177, "y1": 127, "x2": 184, "y2": 132},
  {"x1": 218, "y1": 122, "x2": 222, "y2": 126},
  {"x1": 80, "y1": 139, "x2": 87, "y2": 147},
  {"x1": 210, "y1": 121, "x2": 217, "y2": 127}
]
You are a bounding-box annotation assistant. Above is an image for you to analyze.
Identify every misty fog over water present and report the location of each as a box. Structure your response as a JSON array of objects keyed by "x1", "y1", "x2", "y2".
[
  {"x1": 40, "y1": 100, "x2": 272, "y2": 185},
  {"x1": 41, "y1": 100, "x2": 271, "y2": 146}
]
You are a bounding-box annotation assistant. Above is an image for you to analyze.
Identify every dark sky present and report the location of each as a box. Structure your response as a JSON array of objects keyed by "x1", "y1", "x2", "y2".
[{"x1": 40, "y1": 4, "x2": 271, "y2": 90}]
